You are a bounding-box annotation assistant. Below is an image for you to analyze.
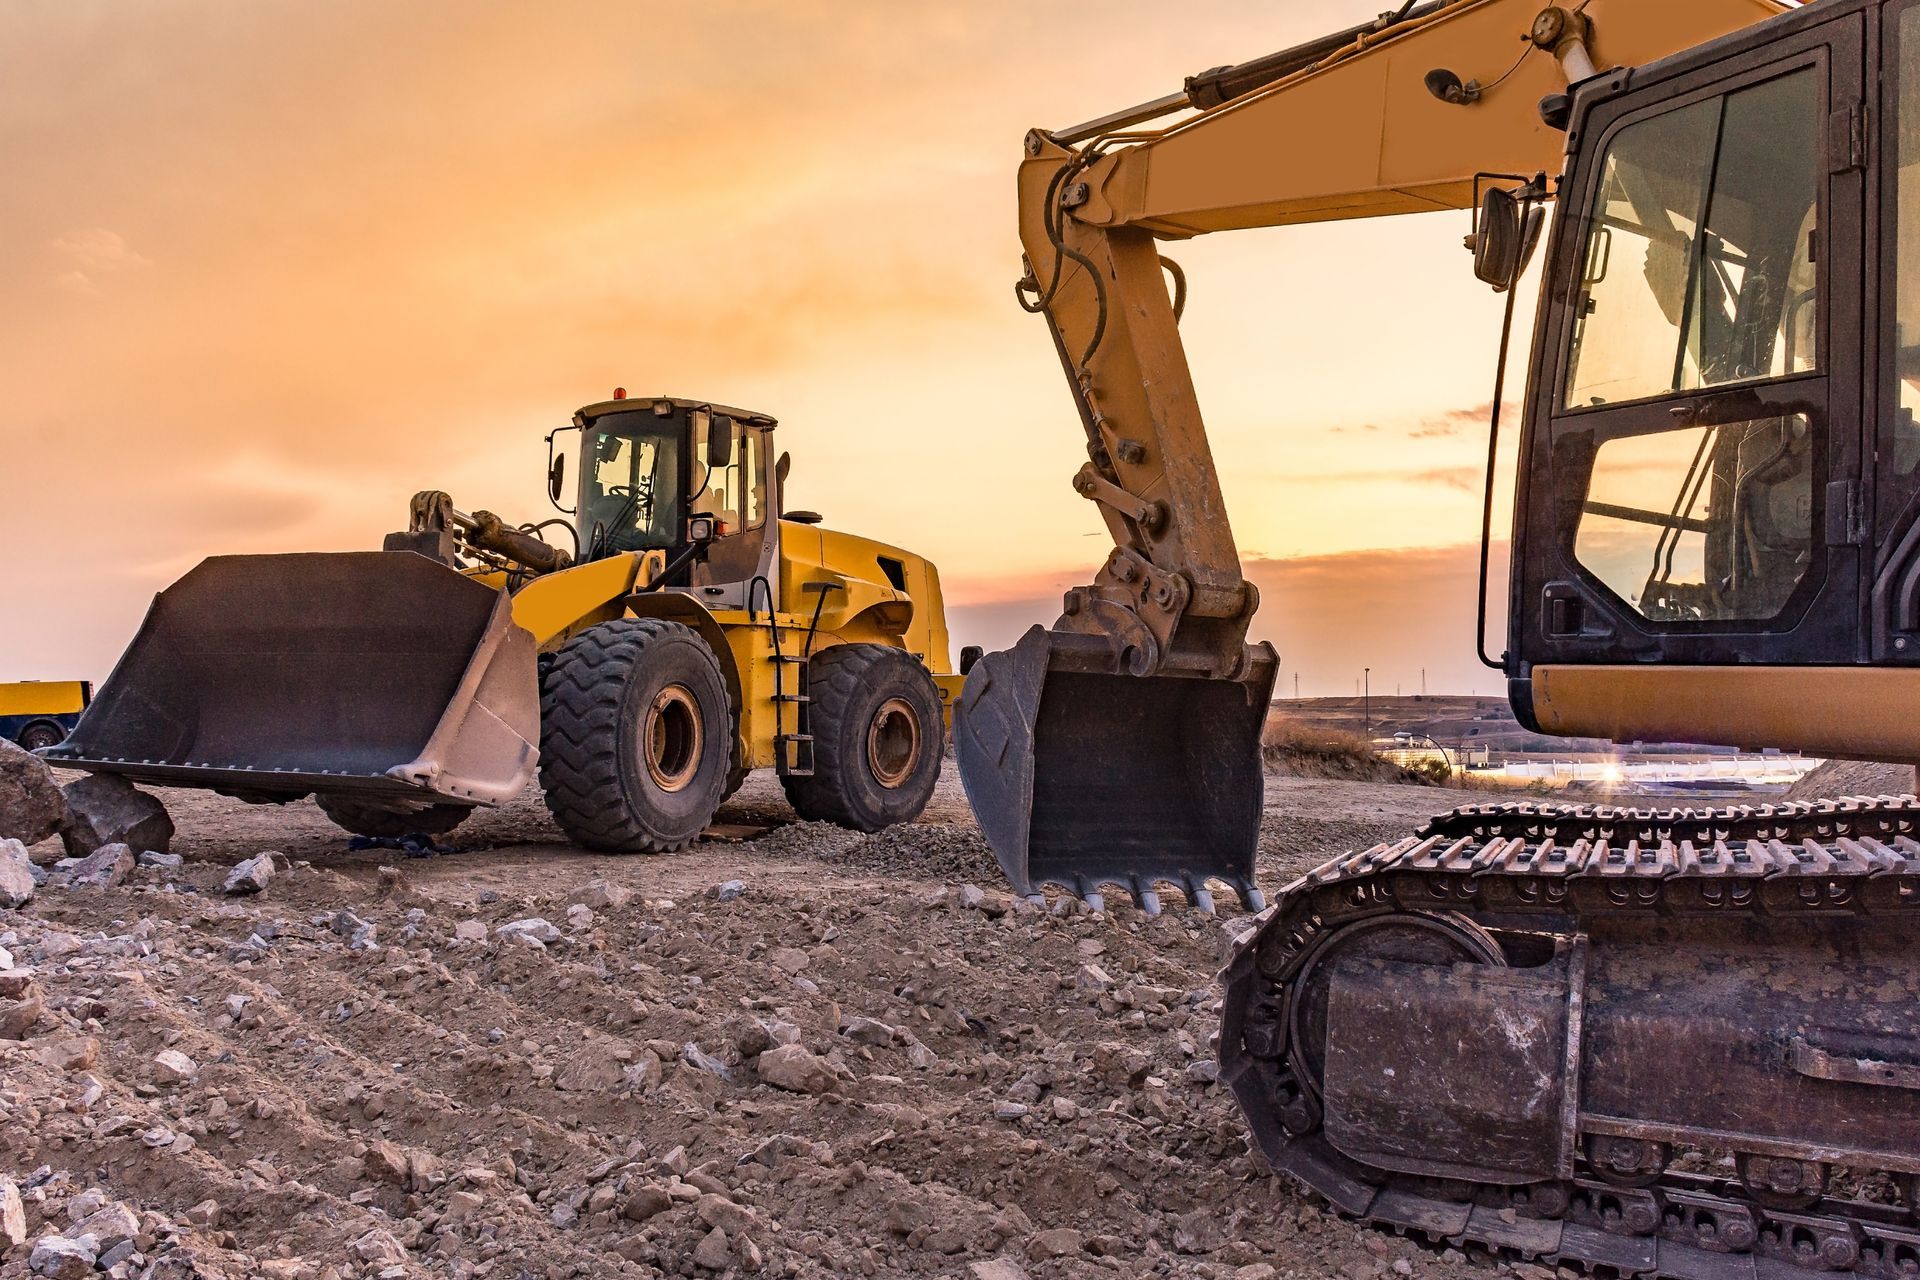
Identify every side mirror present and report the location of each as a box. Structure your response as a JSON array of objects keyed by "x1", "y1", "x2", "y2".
[
  {"x1": 707, "y1": 414, "x2": 734, "y2": 468},
  {"x1": 547, "y1": 453, "x2": 567, "y2": 505},
  {"x1": 1470, "y1": 186, "x2": 1524, "y2": 290}
]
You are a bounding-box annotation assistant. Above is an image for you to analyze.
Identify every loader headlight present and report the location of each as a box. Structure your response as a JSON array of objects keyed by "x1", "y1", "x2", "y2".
[{"x1": 686, "y1": 515, "x2": 717, "y2": 544}]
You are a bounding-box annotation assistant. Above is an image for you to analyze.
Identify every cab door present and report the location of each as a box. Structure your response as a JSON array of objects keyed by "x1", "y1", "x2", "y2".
[{"x1": 1508, "y1": 9, "x2": 1868, "y2": 747}]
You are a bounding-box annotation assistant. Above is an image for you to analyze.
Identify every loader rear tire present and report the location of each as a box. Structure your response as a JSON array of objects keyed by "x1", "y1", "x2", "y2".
[
  {"x1": 782, "y1": 644, "x2": 941, "y2": 832},
  {"x1": 539, "y1": 618, "x2": 733, "y2": 853},
  {"x1": 316, "y1": 794, "x2": 472, "y2": 839}
]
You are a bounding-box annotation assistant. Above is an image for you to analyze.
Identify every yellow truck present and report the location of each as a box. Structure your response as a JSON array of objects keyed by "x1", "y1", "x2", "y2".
[{"x1": 0, "y1": 680, "x2": 92, "y2": 753}]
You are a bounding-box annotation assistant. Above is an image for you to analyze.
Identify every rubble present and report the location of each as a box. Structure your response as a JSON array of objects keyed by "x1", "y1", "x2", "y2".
[
  {"x1": 58, "y1": 774, "x2": 172, "y2": 858},
  {"x1": 151, "y1": 1048, "x2": 198, "y2": 1086},
  {"x1": 0, "y1": 839, "x2": 33, "y2": 907},
  {"x1": 0, "y1": 769, "x2": 1467, "y2": 1279},
  {"x1": 27, "y1": 1234, "x2": 95, "y2": 1279},
  {"x1": 63, "y1": 842, "x2": 134, "y2": 889},
  {"x1": 0, "y1": 1177, "x2": 23, "y2": 1250},
  {"x1": 222, "y1": 852, "x2": 276, "y2": 894},
  {"x1": 0, "y1": 740, "x2": 65, "y2": 847},
  {"x1": 755, "y1": 1043, "x2": 835, "y2": 1094},
  {"x1": 496, "y1": 916, "x2": 560, "y2": 945}
]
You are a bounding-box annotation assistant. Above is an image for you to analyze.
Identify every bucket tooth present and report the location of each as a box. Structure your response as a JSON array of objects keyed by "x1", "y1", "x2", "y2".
[{"x1": 954, "y1": 624, "x2": 1277, "y2": 912}]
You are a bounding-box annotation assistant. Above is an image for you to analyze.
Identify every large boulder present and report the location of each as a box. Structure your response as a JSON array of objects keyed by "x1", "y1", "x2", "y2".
[
  {"x1": 0, "y1": 740, "x2": 65, "y2": 848},
  {"x1": 60, "y1": 775, "x2": 172, "y2": 858}
]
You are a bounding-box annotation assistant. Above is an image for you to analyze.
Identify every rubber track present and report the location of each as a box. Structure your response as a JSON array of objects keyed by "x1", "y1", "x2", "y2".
[
  {"x1": 1224, "y1": 795, "x2": 1920, "y2": 1279},
  {"x1": 780, "y1": 644, "x2": 902, "y2": 826},
  {"x1": 538, "y1": 618, "x2": 731, "y2": 853}
]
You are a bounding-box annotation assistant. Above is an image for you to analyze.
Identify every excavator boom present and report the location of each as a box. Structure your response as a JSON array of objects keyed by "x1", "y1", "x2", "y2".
[{"x1": 955, "y1": 0, "x2": 1787, "y2": 910}]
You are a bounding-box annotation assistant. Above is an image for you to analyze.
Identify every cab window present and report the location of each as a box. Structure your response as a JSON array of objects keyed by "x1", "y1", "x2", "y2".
[
  {"x1": 1565, "y1": 71, "x2": 1819, "y2": 409},
  {"x1": 585, "y1": 424, "x2": 681, "y2": 553}
]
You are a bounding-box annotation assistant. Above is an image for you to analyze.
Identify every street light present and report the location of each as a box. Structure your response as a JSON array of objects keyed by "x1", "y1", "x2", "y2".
[{"x1": 1363, "y1": 667, "x2": 1371, "y2": 735}]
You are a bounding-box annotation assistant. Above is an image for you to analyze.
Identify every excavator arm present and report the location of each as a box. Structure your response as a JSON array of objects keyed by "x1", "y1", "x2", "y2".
[{"x1": 956, "y1": 0, "x2": 1789, "y2": 910}]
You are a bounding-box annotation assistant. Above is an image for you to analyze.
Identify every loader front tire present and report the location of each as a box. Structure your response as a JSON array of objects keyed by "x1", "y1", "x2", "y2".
[
  {"x1": 782, "y1": 644, "x2": 941, "y2": 832},
  {"x1": 539, "y1": 618, "x2": 733, "y2": 853},
  {"x1": 316, "y1": 795, "x2": 472, "y2": 839}
]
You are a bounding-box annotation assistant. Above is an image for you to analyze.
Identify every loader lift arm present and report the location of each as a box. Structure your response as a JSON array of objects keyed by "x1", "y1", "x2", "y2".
[{"x1": 956, "y1": 0, "x2": 1788, "y2": 910}]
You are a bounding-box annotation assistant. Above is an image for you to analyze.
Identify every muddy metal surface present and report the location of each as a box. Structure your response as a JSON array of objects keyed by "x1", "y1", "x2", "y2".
[{"x1": 0, "y1": 768, "x2": 1512, "y2": 1280}]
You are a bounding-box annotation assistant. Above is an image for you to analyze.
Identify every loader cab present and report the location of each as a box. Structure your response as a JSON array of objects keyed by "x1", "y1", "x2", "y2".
[
  {"x1": 572, "y1": 397, "x2": 778, "y2": 609},
  {"x1": 1504, "y1": 0, "x2": 1894, "y2": 756}
]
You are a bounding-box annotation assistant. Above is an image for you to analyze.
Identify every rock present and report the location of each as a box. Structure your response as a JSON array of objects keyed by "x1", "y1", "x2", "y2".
[
  {"x1": 696, "y1": 1193, "x2": 760, "y2": 1236},
  {"x1": 970, "y1": 1263, "x2": 1031, "y2": 1280},
  {"x1": 349, "y1": 1228, "x2": 408, "y2": 1267},
  {"x1": 953, "y1": 883, "x2": 987, "y2": 911},
  {"x1": 64, "y1": 842, "x2": 134, "y2": 889},
  {"x1": 183, "y1": 1199, "x2": 221, "y2": 1228},
  {"x1": 579, "y1": 878, "x2": 632, "y2": 911},
  {"x1": 621, "y1": 1186, "x2": 674, "y2": 1221},
  {"x1": 755, "y1": 1042, "x2": 835, "y2": 1094},
  {"x1": 496, "y1": 917, "x2": 560, "y2": 945},
  {"x1": 0, "y1": 741, "x2": 65, "y2": 848},
  {"x1": 1234, "y1": 1267, "x2": 1279, "y2": 1280},
  {"x1": 59, "y1": 775, "x2": 171, "y2": 858},
  {"x1": 0, "y1": 839, "x2": 34, "y2": 908},
  {"x1": 680, "y1": 1041, "x2": 732, "y2": 1081},
  {"x1": 1076, "y1": 963, "x2": 1112, "y2": 991},
  {"x1": 708, "y1": 879, "x2": 746, "y2": 901},
  {"x1": 70, "y1": 1203, "x2": 137, "y2": 1251},
  {"x1": 993, "y1": 1102, "x2": 1029, "y2": 1121},
  {"x1": 554, "y1": 1041, "x2": 625, "y2": 1092},
  {"x1": 0, "y1": 998, "x2": 44, "y2": 1039},
  {"x1": 37, "y1": 1036, "x2": 98, "y2": 1072},
  {"x1": 27, "y1": 1235, "x2": 95, "y2": 1279},
  {"x1": 223, "y1": 853, "x2": 275, "y2": 895},
  {"x1": 452, "y1": 920, "x2": 487, "y2": 943},
  {"x1": 0, "y1": 1177, "x2": 23, "y2": 1249},
  {"x1": 769, "y1": 946, "x2": 810, "y2": 974},
  {"x1": 692, "y1": 1227, "x2": 732, "y2": 1270},
  {"x1": 565, "y1": 903, "x2": 593, "y2": 930},
  {"x1": 1172, "y1": 1207, "x2": 1230, "y2": 1254},
  {"x1": 151, "y1": 1049, "x2": 198, "y2": 1086},
  {"x1": 1027, "y1": 1228, "x2": 1084, "y2": 1260},
  {"x1": 840, "y1": 1015, "x2": 896, "y2": 1046},
  {"x1": 363, "y1": 1140, "x2": 409, "y2": 1185},
  {"x1": 136, "y1": 850, "x2": 182, "y2": 869}
]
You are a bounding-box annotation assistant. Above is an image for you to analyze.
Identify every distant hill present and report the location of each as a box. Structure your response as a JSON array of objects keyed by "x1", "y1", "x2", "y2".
[{"x1": 1272, "y1": 694, "x2": 1751, "y2": 757}]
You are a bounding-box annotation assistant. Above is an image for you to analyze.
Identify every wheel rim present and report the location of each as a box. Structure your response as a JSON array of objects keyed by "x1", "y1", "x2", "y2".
[
  {"x1": 866, "y1": 697, "x2": 921, "y2": 789},
  {"x1": 22, "y1": 729, "x2": 60, "y2": 751},
  {"x1": 642, "y1": 684, "x2": 703, "y2": 793}
]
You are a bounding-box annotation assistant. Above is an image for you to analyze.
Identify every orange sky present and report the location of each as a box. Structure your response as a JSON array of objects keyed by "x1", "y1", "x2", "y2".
[{"x1": 2, "y1": 1, "x2": 1535, "y2": 696}]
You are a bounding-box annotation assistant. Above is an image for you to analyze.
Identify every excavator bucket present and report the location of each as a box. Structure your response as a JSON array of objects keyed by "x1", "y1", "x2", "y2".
[
  {"x1": 954, "y1": 626, "x2": 1276, "y2": 913},
  {"x1": 44, "y1": 551, "x2": 539, "y2": 808}
]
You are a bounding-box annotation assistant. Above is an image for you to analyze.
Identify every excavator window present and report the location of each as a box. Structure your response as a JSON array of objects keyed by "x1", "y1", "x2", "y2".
[
  {"x1": 1566, "y1": 69, "x2": 1820, "y2": 409},
  {"x1": 1890, "y1": 6, "x2": 1920, "y2": 485},
  {"x1": 1562, "y1": 66, "x2": 1822, "y2": 625}
]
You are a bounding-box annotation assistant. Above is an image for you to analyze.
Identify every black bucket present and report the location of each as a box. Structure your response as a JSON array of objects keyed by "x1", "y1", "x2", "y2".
[
  {"x1": 954, "y1": 625, "x2": 1276, "y2": 913},
  {"x1": 44, "y1": 551, "x2": 540, "y2": 806}
]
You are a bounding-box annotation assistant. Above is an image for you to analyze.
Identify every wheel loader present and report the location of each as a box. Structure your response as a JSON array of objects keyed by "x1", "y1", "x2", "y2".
[
  {"x1": 956, "y1": 0, "x2": 1920, "y2": 1272},
  {"x1": 46, "y1": 394, "x2": 960, "y2": 848}
]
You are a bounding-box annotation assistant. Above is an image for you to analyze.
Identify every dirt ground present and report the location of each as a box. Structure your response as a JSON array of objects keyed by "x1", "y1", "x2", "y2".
[{"x1": 0, "y1": 768, "x2": 1530, "y2": 1280}]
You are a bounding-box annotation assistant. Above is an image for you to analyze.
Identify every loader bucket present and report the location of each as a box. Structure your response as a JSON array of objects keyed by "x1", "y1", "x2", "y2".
[
  {"x1": 44, "y1": 551, "x2": 539, "y2": 807},
  {"x1": 954, "y1": 625, "x2": 1276, "y2": 913}
]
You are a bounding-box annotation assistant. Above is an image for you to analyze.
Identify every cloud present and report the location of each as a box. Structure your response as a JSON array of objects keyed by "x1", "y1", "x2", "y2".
[{"x1": 48, "y1": 227, "x2": 149, "y2": 292}]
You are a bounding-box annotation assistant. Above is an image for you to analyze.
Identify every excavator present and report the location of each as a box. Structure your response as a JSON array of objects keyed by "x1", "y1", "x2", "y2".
[{"x1": 955, "y1": 0, "x2": 1920, "y2": 1272}]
